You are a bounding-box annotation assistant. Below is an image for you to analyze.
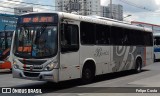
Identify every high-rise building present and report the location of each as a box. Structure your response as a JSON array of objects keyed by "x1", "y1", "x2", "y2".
[
  {"x1": 108, "y1": 4, "x2": 123, "y2": 21},
  {"x1": 55, "y1": 0, "x2": 101, "y2": 16},
  {"x1": 101, "y1": 6, "x2": 109, "y2": 18},
  {"x1": 55, "y1": 0, "x2": 80, "y2": 13},
  {"x1": 101, "y1": 4, "x2": 123, "y2": 21},
  {"x1": 55, "y1": 0, "x2": 123, "y2": 20}
]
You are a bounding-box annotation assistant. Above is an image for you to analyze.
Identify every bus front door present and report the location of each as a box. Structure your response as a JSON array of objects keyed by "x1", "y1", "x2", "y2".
[{"x1": 59, "y1": 23, "x2": 80, "y2": 81}]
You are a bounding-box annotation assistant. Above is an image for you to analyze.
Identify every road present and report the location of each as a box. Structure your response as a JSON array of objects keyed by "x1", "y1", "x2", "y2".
[{"x1": 0, "y1": 62, "x2": 160, "y2": 96}]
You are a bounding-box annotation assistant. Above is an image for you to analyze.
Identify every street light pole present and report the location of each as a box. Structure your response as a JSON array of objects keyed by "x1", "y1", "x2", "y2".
[
  {"x1": 110, "y1": 0, "x2": 113, "y2": 19},
  {"x1": 123, "y1": 14, "x2": 132, "y2": 19}
]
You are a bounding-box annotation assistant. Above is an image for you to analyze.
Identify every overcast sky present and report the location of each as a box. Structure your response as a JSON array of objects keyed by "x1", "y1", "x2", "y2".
[
  {"x1": 101, "y1": 0, "x2": 160, "y2": 25},
  {"x1": 1, "y1": 0, "x2": 160, "y2": 25}
]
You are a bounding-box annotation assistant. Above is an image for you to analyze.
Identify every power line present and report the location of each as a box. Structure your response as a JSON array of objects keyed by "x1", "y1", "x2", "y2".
[
  {"x1": 119, "y1": 0, "x2": 153, "y2": 12},
  {"x1": 7, "y1": 0, "x2": 60, "y2": 7},
  {"x1": 119, "y1": 0, "x2": 160, "y2": 16},
  {"x1": 0, "y1": 5, "x2": 16, "y2": 10},
  {"x1": 0, "y1": 0, "x2": 59, "y2": 14},
  {"x1": 0, "y1": 0, "x2": 56, "y2": 12},
  {"x1": 0, "y1": 0, "x2": 124, "y2": 15},
  {"x1": 0, "y1": 2, "x2": 113, "y2": 15},
  {"x1": 3, "y1": 0, "x2": 154, "y2": 12},
  {"x1": 0, "y1": 0, "x2": 117, "y2": 14},
  {"x1": 0, "y1": 10, "x2": 14, "y2": 14},
  {"x1": 1, "y1": 0, "x2": 159, "y2": 17}
]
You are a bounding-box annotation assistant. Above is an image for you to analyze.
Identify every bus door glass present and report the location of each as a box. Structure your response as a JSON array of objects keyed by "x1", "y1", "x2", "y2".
[{"x1": 59, "y1": 22, "x2": 80, "y2": 81}]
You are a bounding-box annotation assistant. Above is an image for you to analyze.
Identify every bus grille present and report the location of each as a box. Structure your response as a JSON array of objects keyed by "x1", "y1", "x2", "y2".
[
  {"x1": 24, "y1": 72, "x2": 40, "y2": 77},
  {"x1": 19, "y1": 60, "x2": 46, "y2": 65}
]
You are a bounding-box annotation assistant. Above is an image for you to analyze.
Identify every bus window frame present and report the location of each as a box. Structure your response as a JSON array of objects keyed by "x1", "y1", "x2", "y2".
[{"x1": 60, "y1": 23, "x2": 80, "y2": 53}]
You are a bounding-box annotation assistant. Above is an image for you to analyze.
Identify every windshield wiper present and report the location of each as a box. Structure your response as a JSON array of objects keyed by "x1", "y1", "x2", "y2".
[
  {"x1": 19, "y1": 25, "x2": 30, "y2": 53},
  {"x1": 0, "y1": 31, "x2": 9, "y2": 49},
  {"x1": 35, "y1": 24, "x2": 47, "y2": 43},
  {"x1": 37, "y1": 24, "x2": 47, "y2": 38}
]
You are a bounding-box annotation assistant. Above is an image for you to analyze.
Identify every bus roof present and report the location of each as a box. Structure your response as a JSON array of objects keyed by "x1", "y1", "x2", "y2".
[{"x1": 19, "y1": 12, "x2": 152, "y2": 33}]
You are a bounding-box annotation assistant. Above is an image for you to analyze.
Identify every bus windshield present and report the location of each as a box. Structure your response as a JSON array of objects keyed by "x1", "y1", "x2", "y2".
[
  {"x1": 14, "y1": 24, "x2": 57, "y2": 58},
  {"x1": 0, "y1": 31, "x2": 13, "y2": 60}
]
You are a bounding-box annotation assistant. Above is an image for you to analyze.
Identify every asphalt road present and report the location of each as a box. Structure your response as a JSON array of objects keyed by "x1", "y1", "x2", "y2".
[{"x1": 1, "y1": 62, "x2": 160, "y2": 96}]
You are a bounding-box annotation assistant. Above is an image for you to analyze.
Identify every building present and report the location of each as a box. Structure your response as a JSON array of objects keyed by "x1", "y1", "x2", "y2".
[
  {"x1": 101, "y1": 4, "x2": 123, "y2": 21},
  {"x1": 14, "y1": 7, "x2": 33, "y2": 15},
  {"x1": 55, "y1": 0, "x2": 101, "y2": 16},
  {"x1": 55, "y1": 0, "x2": 80, "y2": 13},
  {"x1": 101, "y1": 6, "x2": 109, "y2": 18},
  {"x1": 55, "y1": 0, "x2": 123, "y2": 20},
  {"x1": 79, "y1": 0, "x2": 101, "y2": 16},
  {"x1": 0, "y1": 14, "x2": 17, "y2": 31},
  {"x1": 131, "y1": 21, "x2": 160, "y2": 33},
  {"x1": 107, "y1": 4, "x2": 123, "y2": 21}
]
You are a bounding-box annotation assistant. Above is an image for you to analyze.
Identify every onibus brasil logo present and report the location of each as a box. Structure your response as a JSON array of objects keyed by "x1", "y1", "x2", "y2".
[{"x1": 2, "y1": 88, "x2": 42, "y2": 94}]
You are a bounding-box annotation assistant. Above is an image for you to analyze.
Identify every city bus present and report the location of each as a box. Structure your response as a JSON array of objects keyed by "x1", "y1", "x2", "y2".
[
  {"x1": 153, "y1": 33, "x2": 160, "y2": 61},
  {"x1": 0, "y1": 31, "x2": 13, "y2": 70},
  {"x1": 10, "y1": 12, "x2": 153, "y2": 83}
]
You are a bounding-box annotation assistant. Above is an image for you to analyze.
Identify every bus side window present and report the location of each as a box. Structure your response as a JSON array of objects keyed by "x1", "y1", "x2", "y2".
[
  {"x1": 95, "y1": 24, "x2": 110, "y2": 45},
  {"x1": 61, "y1": 24, "x2": 79, "y2": 53},
  {"x1": 111, "y1": 26, "x2": 124, "y2": 45},
  {"x1": 154, "y1": 38, "x2": 156, "y2": 45},
  {"x1": 144, "y1": 32, "x2": 153, "y2": 46},
  {"x1": 80, "y1": 22, "x2": 95, "y2": 45}
]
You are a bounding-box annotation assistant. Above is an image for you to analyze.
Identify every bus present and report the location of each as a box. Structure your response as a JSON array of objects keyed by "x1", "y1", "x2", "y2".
[
  {"x1": 10, "y1": 12, "x2": 153, "y2": 83},
  {"x1": 153, "y1": 33, "x2": 160, "y2": 61},
  {"x1": 0, "y1": 31, "x2": 13, "y2": 70}
]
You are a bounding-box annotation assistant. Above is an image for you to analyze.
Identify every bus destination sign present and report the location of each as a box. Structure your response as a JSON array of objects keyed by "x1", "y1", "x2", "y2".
[{"x1": 21, "y1": 16, "x2": 55, "y2": 23}]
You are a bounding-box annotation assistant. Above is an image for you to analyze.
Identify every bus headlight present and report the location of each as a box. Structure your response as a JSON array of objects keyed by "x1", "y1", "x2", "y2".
[
  {"x1": 13, "y1": 64, "x2": 19, "y2": 69},
  {"x1": 13, "y1": 60, "x2": 19, "y2": 69},
  {"x1": 44, "y1": 62, "x2": 57, "y2": 71}
]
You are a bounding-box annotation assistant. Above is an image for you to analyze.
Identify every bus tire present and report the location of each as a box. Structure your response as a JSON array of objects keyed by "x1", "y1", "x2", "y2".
[
  {"x1": 82, "y1": 63, "x2": 95, "y2": 84},
  {"x1": 134, "y1": 58, "x2": 142, "y2": 73}
]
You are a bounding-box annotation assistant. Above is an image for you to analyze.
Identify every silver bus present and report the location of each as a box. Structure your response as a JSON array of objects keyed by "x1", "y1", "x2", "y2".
[{"x1": 10, "y1": 12, "x2": 153, "y2": 83}]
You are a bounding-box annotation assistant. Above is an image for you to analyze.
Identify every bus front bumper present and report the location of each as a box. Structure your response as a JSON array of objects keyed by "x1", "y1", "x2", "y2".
[
  {"x1": 12, "y1": 68, "x2": 59, "y2": 82},
  {"x1": 0, "y1": 61, "x2": 11, "y2": 69}
]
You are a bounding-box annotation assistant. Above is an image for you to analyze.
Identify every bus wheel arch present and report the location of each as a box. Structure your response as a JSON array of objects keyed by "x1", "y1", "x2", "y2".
[
  {"x1": 135, "y1": 57, "x2": 142, "y2": 73},
  {"x1": 81, "y1": 60, "x2": 96, "y2": 83}
]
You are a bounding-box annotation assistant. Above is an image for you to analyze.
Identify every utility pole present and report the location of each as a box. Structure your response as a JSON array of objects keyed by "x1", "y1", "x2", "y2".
[{"x1": 110, "y1": 0, "x2": 113, "y2": 19}]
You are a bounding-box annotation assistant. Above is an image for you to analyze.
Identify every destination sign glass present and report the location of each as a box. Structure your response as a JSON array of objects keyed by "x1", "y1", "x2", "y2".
[
  {"x1": 23, "y1": 16, "x2": 53, "y2": 23},
  {"x1": 18, "y1": 14, "x2": 58, "y2": 24}
]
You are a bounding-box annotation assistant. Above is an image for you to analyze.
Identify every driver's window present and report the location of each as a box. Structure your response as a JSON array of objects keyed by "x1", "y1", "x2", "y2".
[{"x1": 61, "y1": 24, "x2": 79, "y2": 52}]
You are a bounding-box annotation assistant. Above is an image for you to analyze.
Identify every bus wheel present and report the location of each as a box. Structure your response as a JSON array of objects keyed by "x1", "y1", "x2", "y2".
[
  {"x1": 134, "y1": 58, "x2": 142, "y2": 73},
  {"x1": 82, "y1": 66, "x2": 94, "y2": 84}
]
